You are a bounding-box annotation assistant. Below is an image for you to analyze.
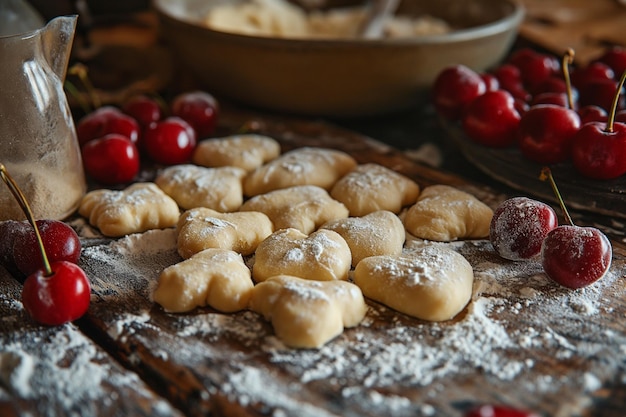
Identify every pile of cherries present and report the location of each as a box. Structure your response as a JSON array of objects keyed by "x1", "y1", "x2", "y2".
[
  {"x1": 77, "y1": 90, "x2": 219, "y2": 185},
  {"x1": 490, "y1": 168, "x2": 612, "y2": 289},
  {"x1": 433, "y1": 46, "x2": 626, "y2": 180}
]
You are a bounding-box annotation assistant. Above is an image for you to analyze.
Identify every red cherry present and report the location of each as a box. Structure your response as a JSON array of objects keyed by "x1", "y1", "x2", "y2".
[
  {"x1": 571, "y1": 121, "x2": 626, "y2": 179},
  {"x1": 171, "y1": 91, "x2": 219, "y2": 138},
  {"x1": 432, "y1": 65, "x2": 486, "y2": 120},
  {"x1": 122, "y1": 95, "x2": 163, "y2": 128},
  {"x1": 542, "y1": 225, "x2": 612, "y2": 289},
  {"x1": 530, "y1": 92, "x2": 570, "y2": 108},
  {"x1": 82, "y1": 134, "x2": 140, "y2": 185},
  {"x1": 0, "y1": 220, "x2": 30, "y2": 279},
  {"x1": 76, "y1": 106, "x2": 140, "y2": 147},
  {"x1": 465, "y1": 404, "x2": 540, "y2": 417},
  {"x1": 508, "y1": 48, "x2": 560, "y2": 91},
  {"x1": 22, "y1": 261, "x2": 91, "y2": 325},
  {"x1": 481, "y1": 73, "x2": 500, "y2": 91},
  {"x1": 530, "y1": 76, "x2": 568, "y2": 96},
  {"x1": 461, "y1": 90, "x2": 521, "y2": 148},
  {"x1": 517, "y1": 104, "x2": 581, "y2": 164},
  {"x1": 577, "y1": 105, "x2": 608, "y2": 125},
  {"x1": 593, "y1": 47, "x2": 626, "y2": 79},
  {"x1": 579, "y1": 78, "x2": 625, "y2": 112},
  {"x1": 492, "y1": 64, "x2": 531, "y2": 102},
  {"x1": 13, "y1": 220, "x2": 82, "y2": 277},
  {"x1": 490, "y1": 197, "x2": 558, "y2": 261},
  {"x1": 143, "y1": 117, "x2": 197, "y2": 165},
  {"x1": 616, "y1": 109, "x2": 626, "y2": 123},
  {"x1": 571, "y1": 62, "x2": 615, "y2": 90}
]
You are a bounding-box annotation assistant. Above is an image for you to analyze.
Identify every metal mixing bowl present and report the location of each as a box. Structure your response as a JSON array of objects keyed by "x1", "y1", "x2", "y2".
[{"x1": 154, "y1": 0, "x2": 524, "y2": 117}]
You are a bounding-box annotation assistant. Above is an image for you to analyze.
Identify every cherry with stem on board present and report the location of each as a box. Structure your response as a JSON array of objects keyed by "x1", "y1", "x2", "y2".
[
  {"x1": 539, "y1": 167, "x2": 612, "y2": 289},
  {"x1": 571, "y1": 69, "x2": 626, "y2": 180},
  {"x1": 0, "y1": 164, "x2": 91, "y2": 325}
]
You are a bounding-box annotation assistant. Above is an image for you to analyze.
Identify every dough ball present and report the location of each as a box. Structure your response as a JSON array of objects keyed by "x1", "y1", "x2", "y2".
[
  {"x1": 253, "y1": 228, "x2": 352, "y2": 282},
  {"x1": 176, "y1": 207, "x2": 274, "y2": 259},
  {"x1": 240, "y1": 185, "x2": 348, "y2": 234},
  {"x1": 249, "y1": 275, "x2": 367, "y2": 348},
  {"x1": 322, "y1": 210, "x2": 405, "y2": 267},
  {"x1": 192, "y1": 134, "x2": 281, "y2": 172},
  {"x1": 153, "y1": 248, "x2": 253, "y2": 313},
  {"x1": 403, "y1": 184, "x2": 493, "y2": 241},
  {"x1": 155, "y1": 164, "x2": 246, "y2": 212},
  {"x1": 330, "y1": 163, "x2": 420, "y2": 216},
  {"x1": 79, "y1": 182, "x2": 180, "y2": 237},
  {"x1": 353, "y1": 245, "x2": 474, "y2": 321},
  {"x1": 243, "y1": 147, "x2": 357, "y2": 197}
]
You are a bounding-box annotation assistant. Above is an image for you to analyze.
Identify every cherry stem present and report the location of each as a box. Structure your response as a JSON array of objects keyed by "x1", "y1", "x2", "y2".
[
  {"x1": 68, "y1": 63, "x2": 101, "y2": 110},
  {"x1": 539, "y1": 167, "x2": 574, "y2": 226},
  {"x1": 0, "y1": 164, "x2": 53, "y2": 276},
  {"x1": 562, "y1": 48, "x2": 575, "y2": 110},
  {"x1": 606, "y1": 69, "x2": 626, "y2": 133}
]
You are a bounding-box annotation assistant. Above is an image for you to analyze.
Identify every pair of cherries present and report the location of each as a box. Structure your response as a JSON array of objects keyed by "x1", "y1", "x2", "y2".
[
  {"x1": 0, "y1": 165, "x2": 89, "y2": 326},
  {"x1": 433, "y1": 46, "x2": 626, "y2": 180},
  {"x1": 78, "y1": 91, "x2": 219, "y2": 185},
  {"x1": 489, "y1": 168, "x2": 612, "y2": 289}
]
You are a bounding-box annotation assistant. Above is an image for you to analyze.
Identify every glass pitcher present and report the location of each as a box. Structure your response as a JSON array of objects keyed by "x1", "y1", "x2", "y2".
[{"x1": 0, "y1": 14, "x2": 87, "y2": 221}]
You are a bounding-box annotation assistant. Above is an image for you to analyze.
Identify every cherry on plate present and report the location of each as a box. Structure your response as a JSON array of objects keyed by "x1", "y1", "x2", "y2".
[
  {"x1": 432, "y1": 65, "x2": 486, "y2": 120},
  {"x1": 461, "y1": 90, "x2": 521, "y2": 148}
]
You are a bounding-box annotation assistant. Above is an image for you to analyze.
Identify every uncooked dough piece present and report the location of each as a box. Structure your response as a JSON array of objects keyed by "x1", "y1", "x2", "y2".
[
  {"x1": 253, "y1": 228, "x2": 351, "y2": 282},
  {"x1": 330, "y1": 163, "x2": 420, "y2": 216},
  {"x1": 322, "y1": 210, "x2": 405, "y2": 267},
  {"x1": 153, "y1": 248, "x2": 253, "y2": 313},
  {"x1": 249, "y1": 275, "x2": 367, "y2": 348},
  {"x1": 177, "y1": 207, "x2": 273, "y2": 259},
  {"x1": 240, "y1": 185, "x2": 349, "y2": 234},
  {"x1": 353, "y1": 245, "x2": 474, "y2": 321},
  {"x1": 192, "y1": 134, "x2": 281, "y2": 172},
  {"x1": 78, "y1": 182, "x2": 180, "y2": 237},
  {"x1": 243, "y1": 147, "x2": 357, "y2": 196},
  {"x1": 155, "y1": 164, "x2": 247, "y2": 212},
  {"x1": 403, "y1": 184, "x2": 493, "y2": 241}
]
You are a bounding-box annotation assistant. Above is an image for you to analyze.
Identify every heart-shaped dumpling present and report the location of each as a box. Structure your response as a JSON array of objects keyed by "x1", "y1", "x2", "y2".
[
  {"x1": 249, "y1": 275, "x2": 367, "y2": 348},
  {"x1": 155, "y1": 164, "x2": 247, "y2": 212},
  {"x1": 177, "y1": 207, "x2": 274, "y2": 259},
  {"x1": 240, "y1": 185, "x2": 348, "y2": 235},
  {"x1": 403, "y1": 184, "x2": 493, "y2": 242},
  {"x1": 353, "y1": 245, "x2": 474, "y2": 321},
  {"x1": 253, "y1": 228, "x2": 351, "y2": 283},
  {"x1": 192, "y1": 134, "x2": 281, "y2": 172},
  {"x1": 321, "y1": 210, "x2": 405, "y2": 267},
  {"x1": 330, "y1": 163, "x2": 420, "y2": 216},
  {"x1": 243, "y1": 147, "x2": 357, "y2": 197},
  {"x1": 153, "y1": 248, "x2": 253, "y2": 313}
]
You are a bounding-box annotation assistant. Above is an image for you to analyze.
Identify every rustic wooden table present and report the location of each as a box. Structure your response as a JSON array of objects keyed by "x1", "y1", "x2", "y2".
[{"x1": 2, "y1": 4, "x2": 626, "y2": 417}]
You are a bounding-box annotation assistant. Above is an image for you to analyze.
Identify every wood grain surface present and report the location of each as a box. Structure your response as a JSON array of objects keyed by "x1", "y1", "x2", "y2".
[{"x1": 2, "y1": 114, "x2": 625, "y2": 417}]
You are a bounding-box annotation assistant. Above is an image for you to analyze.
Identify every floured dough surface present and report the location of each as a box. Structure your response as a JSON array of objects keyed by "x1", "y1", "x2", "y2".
[
  {"x1": 253, "y1": 228, "x2": 352, "y2": 282},
  {"x1": 243, "y1": 147, "x2": 357, "y2": 196},
  {"x1": 155, "y1": 164, "x2": 247, "y2": 212},
  {"x1": 322, "y1": 210, "x2": 405, "y2": 267},
  {"x1": 240, "y1": 185, "x2": 349, "y2": 234},
  {"x1": 192, "y1": 134, "x2": 281, "y2": 172},
  {"x1": 177, "y1": 207, "x2": 273, "y2": 259},
  {"x1": 353, "y1": 245, "x2": 474, "y2": 321},
  {"x1": 249, "y1": 275, "x2": 367, "y2": 348},
  {"x1": 153, "y1": 248, "x2": 253, "y2": 313},
  {"x1": 330, "y1": 163, "x2": 420, "y2": 216},
  {"x1": 78, "y1": 182, "x2": 180, "y2": 237},
  {"x1": 403, "y1": 184, "x2": 493, "y2": 242}
]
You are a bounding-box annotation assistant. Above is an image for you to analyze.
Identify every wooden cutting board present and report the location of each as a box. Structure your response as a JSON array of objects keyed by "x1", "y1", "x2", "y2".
[{"x1": 1, "y1": 113, "x2": 625, "y2": 417}]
